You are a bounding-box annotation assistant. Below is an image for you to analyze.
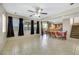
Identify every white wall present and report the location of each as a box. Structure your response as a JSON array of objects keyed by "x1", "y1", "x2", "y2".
[
  {"x1": 74, "y1": 17, "x2": 79, "y2": 23},
  {"x1": 63, "y1": 18, "x2": 72, "y2": 39},
  {"x1": 0, "y1": 14, "x2": 4, "y2": 53},
  {"x1": 0, "y1": 15, "x2": 2, "y2": 32},
  {"x1": 0, "y1": 14, "x2": 2, "y2": 41},
  {"x1": 0, "y1": 4, "x2": 7, "y2": 53}
]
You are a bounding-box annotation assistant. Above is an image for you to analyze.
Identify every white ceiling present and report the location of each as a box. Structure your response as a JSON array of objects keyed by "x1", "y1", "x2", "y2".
[{"x1": 2, "y1": 3, "x2": 79, "y2": 20}]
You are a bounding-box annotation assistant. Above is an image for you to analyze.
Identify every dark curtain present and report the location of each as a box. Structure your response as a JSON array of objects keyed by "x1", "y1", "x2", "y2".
[
  {"x1": 18, "y1": 18, "x2": 24, "y2": 36},
  {"x1": 36, "y1": 21, "x2": 40, "y2": 34},
  {"x1": 41, "y1": 21, "x2": 43, "y2": 35},
  {"x1": 7, "y1": 16, "x2": 14, "y2": 37},
  {"x1": 31, "y1": 20, "x2": 34, "y2": 34}
]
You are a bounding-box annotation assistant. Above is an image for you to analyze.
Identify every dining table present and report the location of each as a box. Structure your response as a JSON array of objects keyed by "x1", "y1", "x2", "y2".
[{"x1": 47, "y1": 30, "x2": 67, "y2": 40}]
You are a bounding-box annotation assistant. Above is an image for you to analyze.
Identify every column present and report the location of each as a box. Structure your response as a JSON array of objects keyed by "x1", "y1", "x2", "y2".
[
  {"x1": 7, "y1": 16, "x2": 14, "y2": 37},
  {"x1": 18, "y1": 18, "x2": 24, "y2": 36},
  {"x1": 39, "y1": 21, "x2": 41, "y2": 35},
  {"x1": 2, "y1": 13, "x2": 7, "y2": 37},
  {"x1": 31, "y1": 20, "x2": 34, "y2": 34},
  {"x1": 41, "y1": 21, "x2": 43, "y2": 35},
  {"x1": 36, "y1": 21, "x2": 40, "y2": 34}
]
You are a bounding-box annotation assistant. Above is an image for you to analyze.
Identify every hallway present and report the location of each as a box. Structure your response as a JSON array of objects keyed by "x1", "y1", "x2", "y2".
[{"x1": 1, "y1": 34, "x2": 79, "y2": 55}]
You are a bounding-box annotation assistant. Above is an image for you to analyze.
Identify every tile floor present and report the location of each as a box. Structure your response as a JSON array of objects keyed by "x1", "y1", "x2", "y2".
[{"x1": 0, "y1": 34, "x2": 79, "y2": 55}]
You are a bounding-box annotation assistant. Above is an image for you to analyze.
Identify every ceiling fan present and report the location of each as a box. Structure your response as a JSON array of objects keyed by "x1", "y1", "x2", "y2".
[
  {"x1": 27, "y1": 7, "x2": 47, "y2": 17},
  {"x1": 70, "y1": 3, "x2": 74, "y2": 5}
]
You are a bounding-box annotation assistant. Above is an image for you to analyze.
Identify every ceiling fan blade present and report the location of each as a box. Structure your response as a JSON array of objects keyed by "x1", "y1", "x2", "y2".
[
  {"x1": 41, "y1": 13, "x2": 47, "y2": 15},
  {"x1": 70, "y1": 3, "x2": 74, "y2": 5},
  {"x1": 30, "y1": 15, "x2": 32, "y2": 17},
  {"x1": 27, "y1": 10, "x2": 34, "y2": 12},
  {"x1": 29, "y1": 14, "x2": 34, "y2": 17}
]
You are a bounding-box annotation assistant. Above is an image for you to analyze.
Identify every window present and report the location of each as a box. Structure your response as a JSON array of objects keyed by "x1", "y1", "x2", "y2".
[{"x1": 13, "y1": 18, "x2": 19, "y2": 36}]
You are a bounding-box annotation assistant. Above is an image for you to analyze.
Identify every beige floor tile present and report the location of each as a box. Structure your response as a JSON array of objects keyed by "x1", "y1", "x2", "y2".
[{"x1": 1, "y1": 34, "x2": 79, "y2": 55}]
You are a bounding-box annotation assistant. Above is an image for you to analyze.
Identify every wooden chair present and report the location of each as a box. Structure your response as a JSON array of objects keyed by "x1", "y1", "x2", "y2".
[{"x1": 57, "y1": 31, "x2": 67, "y2": 40}]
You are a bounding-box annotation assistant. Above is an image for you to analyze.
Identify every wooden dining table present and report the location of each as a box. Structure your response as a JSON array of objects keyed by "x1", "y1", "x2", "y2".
[{"x1": 47, "y1": 30, "x2": 67, "y2": 40}]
